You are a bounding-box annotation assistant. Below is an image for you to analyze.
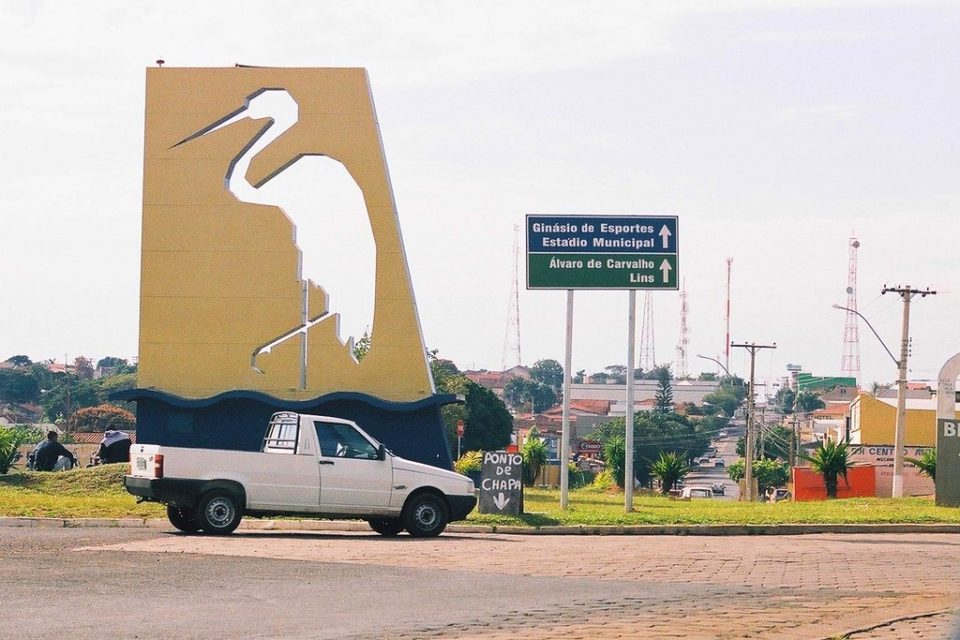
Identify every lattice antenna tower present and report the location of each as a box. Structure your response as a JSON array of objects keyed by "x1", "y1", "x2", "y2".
[
  {"x1": 639, "y1": 291, "x2": 656, "y2": 372},
  {"x1": 501, "y1": 224, "x2": 522, "y2": 370},
  {"x1": 724, "y1": 257, "x2": 733, "y2": 374},
  {"x1": 675, "y1": 279, "x2": 689, "y2": 378},
  {"x1": 840, "y1": 235, "x2": 861, "y2": 385}
]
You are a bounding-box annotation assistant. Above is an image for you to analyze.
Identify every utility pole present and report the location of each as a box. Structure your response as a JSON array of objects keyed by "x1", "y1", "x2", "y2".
[
  {"x1": 731, "y1": 341, "x2": 776, "y2": 501},
  {"x1": 882, "y1": 285, "x2": 936, "y2": 498}
]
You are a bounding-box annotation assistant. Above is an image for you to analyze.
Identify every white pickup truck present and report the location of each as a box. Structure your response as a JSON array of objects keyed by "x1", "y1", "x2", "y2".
[{"x1": 124, "y1": 411, "x2": 477, "y2": 537}]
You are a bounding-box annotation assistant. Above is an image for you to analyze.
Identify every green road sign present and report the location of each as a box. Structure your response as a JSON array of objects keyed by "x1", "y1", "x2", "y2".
[
  {"x1": 527, "y1": 215, "x2": 679, "y2": 290},
  {"x1": 528, "y1": 253, "x2": 678, "y2": 289}
]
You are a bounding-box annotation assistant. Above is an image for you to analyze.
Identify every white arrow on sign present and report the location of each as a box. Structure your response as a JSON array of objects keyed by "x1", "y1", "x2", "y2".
[
  {"x1": 493, "y1": 492, "x2": 510, "y2": 510},
  {"x1": 659, "y1": 259, "x2": 672, "y2": 283},
  {"x1": 659, "y1": 225, "x2": 672, "y2": 249}
]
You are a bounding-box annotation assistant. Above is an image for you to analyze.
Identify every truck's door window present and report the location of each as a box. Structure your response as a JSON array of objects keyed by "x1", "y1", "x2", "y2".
[{"x1": 314, "y1": 421, "x2": 378, "y2": 460}]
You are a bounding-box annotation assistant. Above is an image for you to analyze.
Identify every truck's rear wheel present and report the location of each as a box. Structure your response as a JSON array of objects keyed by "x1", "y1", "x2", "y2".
[
  {"x1": 368, "y1": 518, "x2": 403, "y2": 536},
  {"x1": 167, "y1": 505, "x2": 201, "y2": 533},
  {"x1": 402, "y1": 493, "x2": 448, "y2": 538},
  {"x1": 198, "y1": 490, "x2": 242, "y2": 535}
]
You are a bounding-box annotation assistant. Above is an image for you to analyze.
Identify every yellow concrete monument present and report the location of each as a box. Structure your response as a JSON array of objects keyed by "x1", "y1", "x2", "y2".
[{"x1": 138, "y1": 67, "x2": 433, "y2": 402}]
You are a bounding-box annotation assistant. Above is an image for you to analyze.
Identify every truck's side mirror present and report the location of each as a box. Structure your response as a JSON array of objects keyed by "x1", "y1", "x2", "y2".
[{"x1": 377, "y1": 444, "x2": 387, "y2": 461}]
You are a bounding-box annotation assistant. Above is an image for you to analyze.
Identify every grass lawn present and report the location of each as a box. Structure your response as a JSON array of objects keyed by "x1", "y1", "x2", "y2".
[{"x1": 2, "y1": 466, "x2": 959, "y2": 526}]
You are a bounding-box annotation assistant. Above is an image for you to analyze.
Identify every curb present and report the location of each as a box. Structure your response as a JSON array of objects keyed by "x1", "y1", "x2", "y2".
[{"x1": 3, "y1": 517, "x2": 960, "y2": 535}]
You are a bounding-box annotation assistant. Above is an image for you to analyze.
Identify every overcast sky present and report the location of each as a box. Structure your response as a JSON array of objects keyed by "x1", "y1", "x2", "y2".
[{"x1": 2, "y1": 1, "x2": 958, "y2": 390}]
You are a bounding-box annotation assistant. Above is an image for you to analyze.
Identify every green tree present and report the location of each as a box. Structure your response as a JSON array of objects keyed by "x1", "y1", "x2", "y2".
[
  {"x1": 603, "y1": 364, "x2": 627, "y2": 384},
  {"x1": 649, "y1": 451, "x2": 689, "y2": 494},
  {"x1": 502, "y1": 377, "x2": 557, "y2": 413},
  {"x1": 0, "y1": 426, "x2": 41, "y2": 473},
  {"x1": 530, "y1": 359, "x2": 564, "y2": 391},
  {"x1": 726, "y1": 458, "x2": 790, "y2": 495},
  {"x1": 775, "y1": 387, "x2": 797, "y2": 414},
  {"x1": 795, "y1": 391, "x2": 826, "y2": 414},
  {"x1": 521, "y1": 428, "x2": 549, "y2": 486},
  {"x1": 4, "y1": 355, "x2": 32, "y2": 368},
  {"x1": 0, "y1": 369, "x2": 40, "y2": 403},
  {"x1": 590, "y1": 411, "x2": 709, "y2": 487},
  {"x1": 802, "y1": 440, "x2": 854, "y2": 498},
  {"x1": 429, "y1": 353, "x2": 512, "y2": 457},
  {"x1": 351, "y1": 330, "x2": 372, "y2": 361},
  {"x1": 906, "y1": 449, "x2": 936, "y2": 481},
  {"x1": 698, "y1": 372, "x2": 718, "y2": 381},
  {"x1": 654, "y1": 367, "x2": 673, "y2": 413},
  {"x1": 502, "y1": 376, "x2": 530, "y2": 410},
  {"x1": 573, "y1": 369, "x2": 586, "y2": 384},
  {"x1": 703, "y1": 387, "x2": 740, "y2": 417}
]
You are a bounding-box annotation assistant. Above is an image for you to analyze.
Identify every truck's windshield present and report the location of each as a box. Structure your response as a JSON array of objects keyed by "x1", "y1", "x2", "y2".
[{"x1": 314, "y1": 421, "x2": 378, "y2": 460}]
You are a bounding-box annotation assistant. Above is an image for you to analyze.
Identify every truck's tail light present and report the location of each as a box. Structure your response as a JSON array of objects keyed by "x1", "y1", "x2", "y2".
[{"x1": 154, "y1": 454, "x2": 164, "y2": 478}]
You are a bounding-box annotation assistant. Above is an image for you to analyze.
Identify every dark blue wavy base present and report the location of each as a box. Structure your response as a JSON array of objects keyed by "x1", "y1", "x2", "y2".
[{"x1": 112, "y1": 389, "x2": 458, "y2": 469}]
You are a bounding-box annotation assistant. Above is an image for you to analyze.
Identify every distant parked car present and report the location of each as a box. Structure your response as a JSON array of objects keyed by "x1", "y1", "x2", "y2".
[
  {"x1": 699, "y1": 457, "x2": 711, "y2": 465},
  {"x1": 714, "y1": 458, "x2": 725, "y2": 468},
  {"x1": 711, "y1": 482, "x2": 725, "y2": 495},
  {"x1": 680, "y1": 486, "x2": 714, "y2": 499}
]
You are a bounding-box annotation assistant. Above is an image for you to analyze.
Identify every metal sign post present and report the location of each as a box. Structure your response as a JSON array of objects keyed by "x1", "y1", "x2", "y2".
[{"x1": 526, "y1": 215, "x2": 679, "y2": 510}]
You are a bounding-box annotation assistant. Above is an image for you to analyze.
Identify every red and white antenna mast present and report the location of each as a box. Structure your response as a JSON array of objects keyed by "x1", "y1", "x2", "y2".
[
  {"x1": 841, "y1": 235, "x2": 861, "y2": 385},
  {"x1": 676, "y1": 279, "x2": 689, "y2": 378},
  {"x1": 501, "y1": 224, "x2": 522, "y2": 370},
  {"x1": 724, "y1": 257, "x2": 732, "y2": 374}
]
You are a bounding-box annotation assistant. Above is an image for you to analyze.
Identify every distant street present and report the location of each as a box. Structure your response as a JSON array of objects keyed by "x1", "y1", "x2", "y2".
[
  {"x1": 685, "y1": 421, "x2": 742, "y2": 500},
  {"x1": 4, "y1": 524, "x2": 959, "y2": 639}
]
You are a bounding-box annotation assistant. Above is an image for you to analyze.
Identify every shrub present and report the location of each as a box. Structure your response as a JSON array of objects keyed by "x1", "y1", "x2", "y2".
[
  {"x1": 71, "y1": 404, "x2": 135, "y2": 433},
  {"x1": 454, "y1": 450, "x2": 483, "y2": 475},
  {"x1": 0, "y1": 426, "x2": 42, "y2": 474}
]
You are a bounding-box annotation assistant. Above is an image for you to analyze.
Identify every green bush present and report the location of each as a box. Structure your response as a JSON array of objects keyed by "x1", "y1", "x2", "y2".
[
  {"x1": 0, "y1": 426, "x2": 42, "y2": 474},
  {"x1": 454, "y1": 450, "x2": 483, "y2": 475}
]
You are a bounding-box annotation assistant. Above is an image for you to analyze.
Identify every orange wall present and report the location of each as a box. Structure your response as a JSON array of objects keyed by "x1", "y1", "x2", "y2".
[{"x1": 792, "y1": 466, "x2": 876, "y2": 501}]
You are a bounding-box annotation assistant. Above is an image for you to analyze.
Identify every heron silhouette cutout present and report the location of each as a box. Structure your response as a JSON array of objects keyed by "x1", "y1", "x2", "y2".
[{"x1": 175, "y1": 88, "x2": 375, "y2": 386}]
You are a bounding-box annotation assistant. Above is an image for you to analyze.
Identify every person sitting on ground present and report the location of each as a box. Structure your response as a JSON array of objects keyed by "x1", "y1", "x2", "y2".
[
  {"x1": 97, "y1": 430, "x2": 132, "y2": 465},
  {"x1": 32, "y1": 431, "x2": 76, "y2": 472}
]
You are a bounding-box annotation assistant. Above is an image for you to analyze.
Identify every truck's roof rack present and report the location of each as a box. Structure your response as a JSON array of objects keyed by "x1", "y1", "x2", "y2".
[{"x1": 264, "y1": 412, "x2": 300, "y2": 453}]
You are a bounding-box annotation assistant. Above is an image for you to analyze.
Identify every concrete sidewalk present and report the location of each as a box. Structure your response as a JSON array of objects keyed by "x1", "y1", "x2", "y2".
[{"x1": 3, "y1": 515, "x2": 960, "y2": 535}]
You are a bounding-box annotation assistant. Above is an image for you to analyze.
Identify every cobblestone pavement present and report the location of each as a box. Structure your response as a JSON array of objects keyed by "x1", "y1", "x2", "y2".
[{"x1": 91, "y1": 531, "x2": 960, "y2": 639}]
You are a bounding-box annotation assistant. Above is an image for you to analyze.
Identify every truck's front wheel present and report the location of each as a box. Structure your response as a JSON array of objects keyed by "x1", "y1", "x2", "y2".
[
  {"x1": 402, "y1": 493, "x2": 448, "y2": 538},
  {"x1": 198, "y1": 490, "x2": 242, "y2": 535},
  {"x1": 167, "y1": 505, "x2": 201, "y2": 533}
]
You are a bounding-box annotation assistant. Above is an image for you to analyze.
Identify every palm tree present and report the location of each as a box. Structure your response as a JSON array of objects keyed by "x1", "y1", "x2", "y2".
[
  {"x1": 802, "y1": 440, "x2": 855, "y2": 498},
  {"x1": 520, "y1": 428, "x2": 549, "y2": 486},
  {"x1": 906, "y1": 449, "x2": 936, "y2": 481},
  {"x1": 650, "y1": 451, "x2": 690, "y2": 494},
  {"x1": 603, "y1": 435, "x2": 626, "y2": 489}
]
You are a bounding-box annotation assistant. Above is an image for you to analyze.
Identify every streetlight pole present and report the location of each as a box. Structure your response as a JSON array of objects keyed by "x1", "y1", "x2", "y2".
[
  {"x1": 730, "y1": 342, "x2": 776, "y2": 502},
  {"x1": 834, "y1": 285, "x2": 936, "y2": 498}
]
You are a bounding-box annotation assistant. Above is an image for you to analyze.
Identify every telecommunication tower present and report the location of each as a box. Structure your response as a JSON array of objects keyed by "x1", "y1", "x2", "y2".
[
  {"x1": 840, "y1": 236, "x2": 861, "y2": 385},
  {"x1": 501, "y1": 224, "x2": 522, "y2": 370},
  {"x1": 638, "y1": 291, "x2": 656, "y2": 371},
  {"x1": 724, "y1": 257, "x2": 733, "y2": 374},
  {"x1": 675, "y1": 279, "x2": 689, "y2": 378}
]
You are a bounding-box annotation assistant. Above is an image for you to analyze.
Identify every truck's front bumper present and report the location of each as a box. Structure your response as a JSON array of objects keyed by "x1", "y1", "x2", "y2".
[{"x1": 447, "y1": 494, "x2": 478, "y2": 522}]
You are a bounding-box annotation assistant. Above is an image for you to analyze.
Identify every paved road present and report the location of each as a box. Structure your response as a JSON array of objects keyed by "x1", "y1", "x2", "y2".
[{"x1": 3, "y1": 524, "x2": 959, "y2": 639}]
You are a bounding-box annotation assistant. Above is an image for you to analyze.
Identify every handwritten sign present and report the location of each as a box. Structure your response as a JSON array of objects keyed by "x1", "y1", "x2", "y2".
[{"x1": 478, "y1": 451, "x2": 523, "y2": 515}]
